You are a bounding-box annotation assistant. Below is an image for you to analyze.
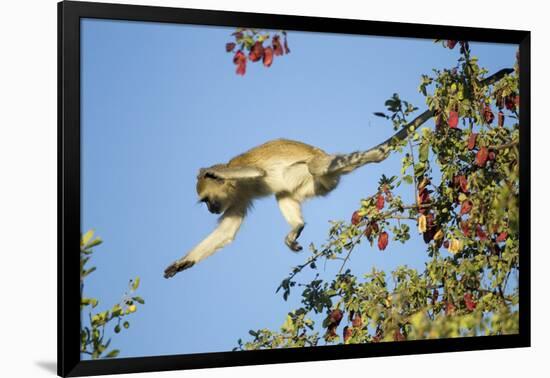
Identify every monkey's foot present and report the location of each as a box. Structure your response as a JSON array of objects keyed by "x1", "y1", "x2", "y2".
[
  {"x1": 164, "y1": 260, "x2": 195, "y2": 278},
  {"x1": 285, "y1": 224, "x2": 305, "y2": 252}
]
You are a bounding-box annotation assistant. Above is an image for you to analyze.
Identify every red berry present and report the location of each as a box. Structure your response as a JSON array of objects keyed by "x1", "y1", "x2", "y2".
[
  {"x1": 483, "y1": 105, "x2": 495, "y2": 124},
  {"x1": 460, "y1": 200, "x2": 473, "y2": 216},
  {"x1": 446, "y1": 40, "x2": 458, "y2": 49},
  {"x1": 329, "y1": 309, "x2": 343, "y2": 326},
  {"x1": 272, "y1": 35, "x2": 284, "y2": 56},
  {"x1": 467, "y1": 133, "x2": 478, "y2": 150},
  {"x1": 233, "y1": 50, "x2": 247, "y2": 76},
  {"x1": 422, "y1": 213, "x2": 437, "y2": 244},
  {"x1": 505, "y1": 95, "x2": 516, "y2": 110},
  {"x1": 496, "y1": 231, "x2": 508, "y2": 243},
  {"x1": 376, "y1": 193, "x2": 385, "y2": 210},
  {"x1": 498, "y1": 111, "x2": 505, "y2": 127},
  {"x1": 263, "y1": 47, "x2": 274, "y2": 67},
  {"x1": 454, "y1": 175, "x2": 468, "y2": 193},
  {"x1": 248, "y1": 41, "x2": 264, "y2": 62},
  {"x1": 225, "y1": 42, "x2": 236, "y2": 52},
  {"x1": 476, "y1": 147, "x2": 489, "y2": 167},
  {"x1": 460, "y1": 221, "x2": 471, "y2": 237},
  {"x1": 351, "y1": 211, "x2": 362, "y2": 226},
  {"x1": 417, "y1": 188, "x2": 431, "y2": 214},
  {"x1": 378, "y1": 231, "x2": 389, "y2": 251},
  {"x1": 476, "y1": 225, "x2": 488, "y2": 241},
  {"x1": 393, "y1": 329, "x2": 406, "y2": 341},
  {"x1": 464, "y1": 293, "x2": 477, "y2": 311},
  {"x1": 448, "y1": 111, "x2": 459, "y2": 129},
  {"x1": 364, "y1": 222, "x2": 377, "y2": 240}
]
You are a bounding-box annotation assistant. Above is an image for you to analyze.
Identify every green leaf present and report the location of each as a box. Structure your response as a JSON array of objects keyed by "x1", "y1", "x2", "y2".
[
  {"x1": 132, "y1": 296, "x2": 145, "y2": 304},
  {"x1": 87, "y1": 237, "x2": 103, "y2": 248},
  {"x1": 123, "y1": 321, "x2": 130, "y2": 329},
  {"x1": 105, "y1": 349, "x2": 120, "y2": 358},
  {"x1": 82, "y1": 266, "x2": 97, "y2": 278},
  {"x1": 131, "y1": 277, "x2": 140, "y2": 291},
  {"x1": 419, "y1": 141, "x2": 429, "y2": 162},
  {"x1": 111, "y1": 304, "x2": 122, "y2": 317}
]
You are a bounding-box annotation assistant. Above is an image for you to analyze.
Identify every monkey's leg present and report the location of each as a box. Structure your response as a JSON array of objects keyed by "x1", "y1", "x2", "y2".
[
  {"x1": 276, "y1": 195, "x2": 305, "y2": 252},
  {"x1": 164, "y1": 208, "x2": 245, "y2": 278}
]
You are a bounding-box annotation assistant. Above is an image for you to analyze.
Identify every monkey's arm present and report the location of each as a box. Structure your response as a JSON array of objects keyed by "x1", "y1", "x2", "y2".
[
  {"x1": 201, "y1": 166, "x2": 265, "y2": 180},
  {"x1": 164, "y1": 207, "x2": 245, "y2": 278}
]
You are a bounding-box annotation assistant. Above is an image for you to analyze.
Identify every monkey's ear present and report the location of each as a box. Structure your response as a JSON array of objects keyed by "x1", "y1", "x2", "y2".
[{"x1": 200, "y1": 166, "x2": 265, "y2": 180}]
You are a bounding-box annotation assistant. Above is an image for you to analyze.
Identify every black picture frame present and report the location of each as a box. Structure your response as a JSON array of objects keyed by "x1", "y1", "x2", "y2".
[{"x1": 58, "y1": 1, "x2": 531, "y2": 376}]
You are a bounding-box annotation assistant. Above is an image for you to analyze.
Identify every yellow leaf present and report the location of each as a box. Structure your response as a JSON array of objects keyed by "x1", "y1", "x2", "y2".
[
  {"x1": 418, "y1": 215, "x2": 427, "y2": 233},
  {"x1": 281, "y1": 314, "x2": 293, "y2": 333},
  {"x1": 81, "y1": 229, "x2": 94, "y2": 247},
  {"x1": 448, "y1": 238, "x2": 462, "y2": 254}
]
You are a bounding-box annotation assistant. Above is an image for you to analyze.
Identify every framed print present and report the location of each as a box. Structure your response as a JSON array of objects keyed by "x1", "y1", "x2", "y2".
[{"x1": 58, "y1": 1, "x2": 531, "y2": 376}]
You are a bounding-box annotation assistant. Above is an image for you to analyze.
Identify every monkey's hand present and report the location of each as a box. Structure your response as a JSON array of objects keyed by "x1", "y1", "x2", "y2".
[
  {"x1": 285, "y1": 224, "x2": 305, "y2": 252},
  {"x1": 285, "y1": 238, "x2": 303, "y2": 252},
  {"x1": 164, "y1": 259, "x2": 195, "y2": 279}
]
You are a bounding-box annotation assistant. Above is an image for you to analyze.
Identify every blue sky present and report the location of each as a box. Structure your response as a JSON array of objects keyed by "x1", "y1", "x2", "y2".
[{"x1": 80, "y1": 18, "x2": 517, "y2": 359}]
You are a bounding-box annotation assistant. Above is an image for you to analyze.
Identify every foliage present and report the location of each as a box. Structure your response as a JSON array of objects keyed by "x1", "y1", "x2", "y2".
[
  {"x1": 80, "y1": 230, "x2": 145, "y2": 359},
  {"x1": 225, "y1": 28, "x2": 290, "y2": 75},
  {"x1": 236, "y1": 40, "x2": 520, "y2": 350}
]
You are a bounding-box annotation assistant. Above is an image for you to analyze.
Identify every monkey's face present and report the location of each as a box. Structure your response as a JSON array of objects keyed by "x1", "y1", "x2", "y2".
[{"x1": 196, "y1": 171, "x2": 237, "y2": 214}]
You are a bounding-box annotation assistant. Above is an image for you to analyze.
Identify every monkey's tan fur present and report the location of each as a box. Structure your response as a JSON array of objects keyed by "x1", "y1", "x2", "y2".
[{"x1": 164, "y1": 138, "x2": 390, "y2": 278}]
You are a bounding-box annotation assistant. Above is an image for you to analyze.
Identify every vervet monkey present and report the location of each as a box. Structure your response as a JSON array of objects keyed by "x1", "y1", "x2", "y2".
[
  {"x1": 163, "y1": 138, "x2": 392, "y2": 278},
  {"x1": 162, "y1": 68, "x2": 512, "y2": 278}
]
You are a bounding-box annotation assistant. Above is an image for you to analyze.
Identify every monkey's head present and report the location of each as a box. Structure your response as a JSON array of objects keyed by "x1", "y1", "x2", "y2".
[{"x1": 196, "y1": 165, "x2": 238, "y2": 214}]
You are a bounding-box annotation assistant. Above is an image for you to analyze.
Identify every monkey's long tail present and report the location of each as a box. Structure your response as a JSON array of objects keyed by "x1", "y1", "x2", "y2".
[
  {"x1": 327, "y1": 109, "x2": 432, "y2": 174},
  {"x1": 326, "y1": 67, "x2": 515, "y2": 175}
]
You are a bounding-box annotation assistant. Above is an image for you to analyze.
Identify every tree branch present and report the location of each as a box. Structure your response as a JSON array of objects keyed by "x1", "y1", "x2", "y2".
[
  {"x1": 489, "y1": 139, "x2": 519, "y2": 151},
  {"x1": 361, "y1": 68, "x2": 515, "y2": 164}
]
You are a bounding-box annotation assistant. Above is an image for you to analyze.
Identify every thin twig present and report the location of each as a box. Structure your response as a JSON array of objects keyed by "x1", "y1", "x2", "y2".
[
  {"x1": 408, "y1": 138, "x2": 420, "y2": 207},
  {"x1": 338, "y1": 242, "x2": 357, "y2": 274},
  {"x1": 489, "y1": 139, "x2": 519, "y2": 151}
]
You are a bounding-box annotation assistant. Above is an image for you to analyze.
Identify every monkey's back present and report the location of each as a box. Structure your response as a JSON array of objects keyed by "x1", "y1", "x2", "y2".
[
  {"x1": 227, "y1": 139, "x2": 327, "y2": 169},
  {"x1": 227, "y1": 139, "x2": 335, "y2": 200}
]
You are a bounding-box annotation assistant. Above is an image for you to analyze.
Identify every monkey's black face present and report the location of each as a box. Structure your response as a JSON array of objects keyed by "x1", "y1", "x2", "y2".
[
  {"x1": 202, "y1": 197, "x2": 222, "y2": 214},
  {"x1": 197, "y1": 174, "x2": 236, "y2": 215}
]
